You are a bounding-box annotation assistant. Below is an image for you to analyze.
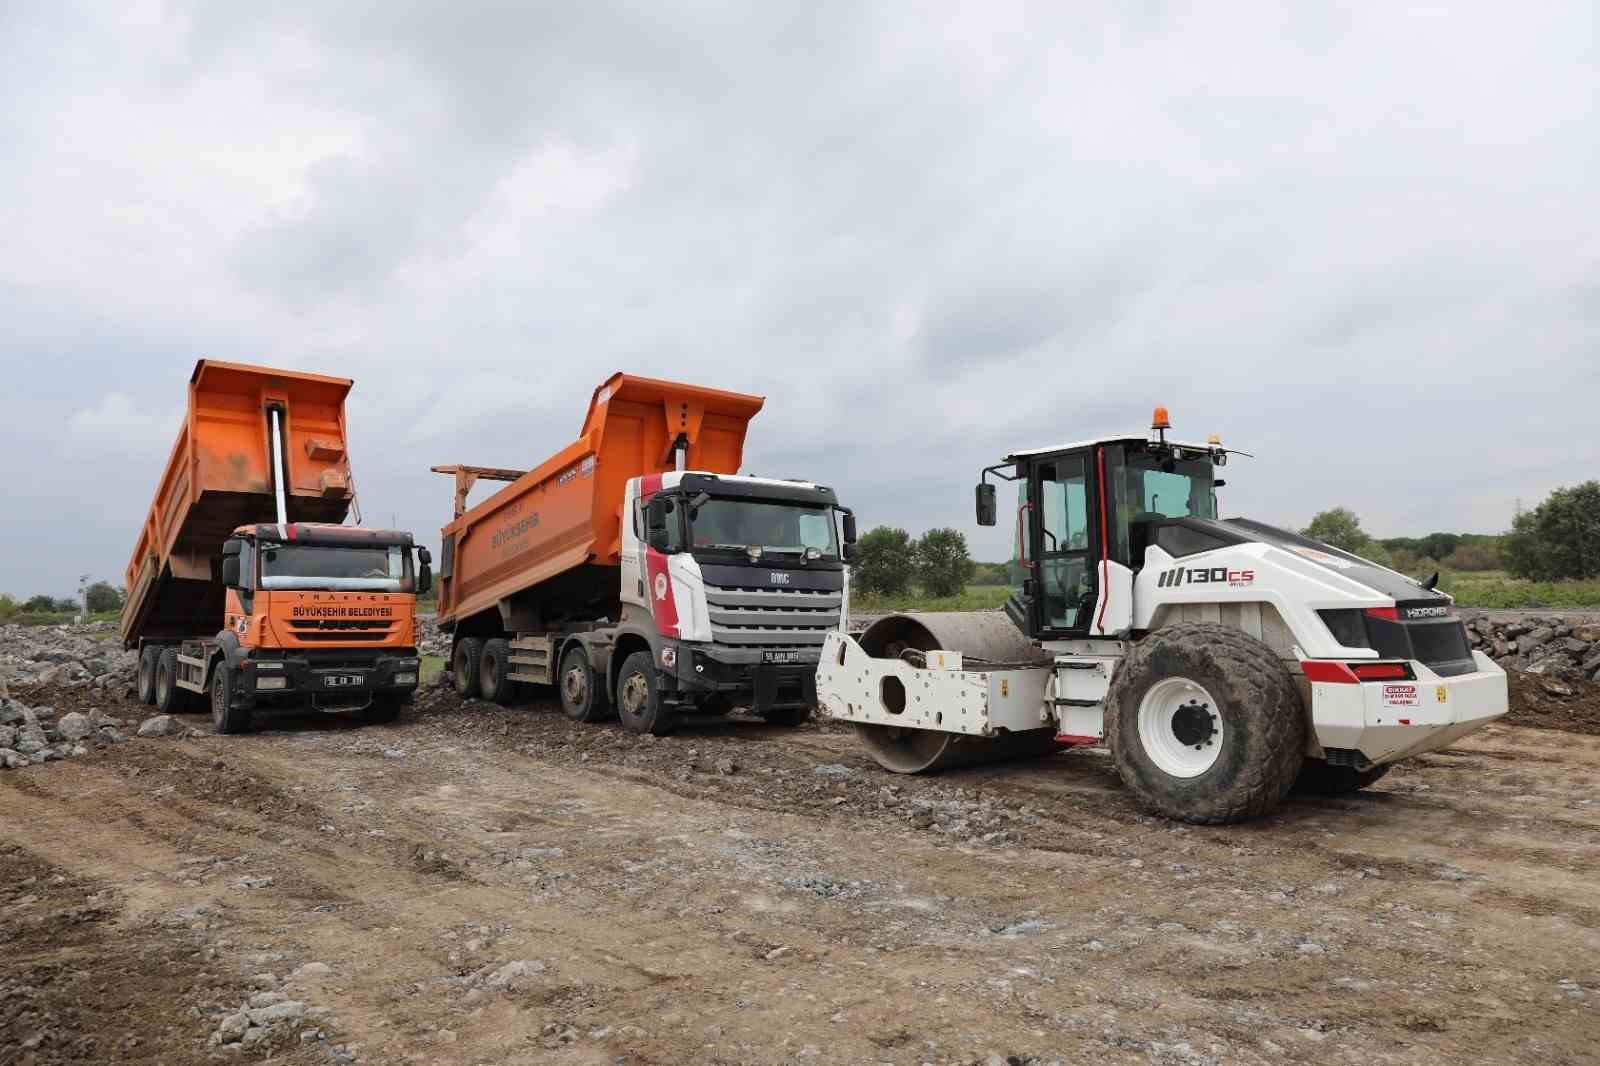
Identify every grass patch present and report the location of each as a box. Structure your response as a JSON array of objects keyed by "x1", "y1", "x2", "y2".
[
  {"x1": 1438, "y1": 570, "x2": 1600, "y2": 610},
  {"x1": 421, "y1": 654, "x2": 447, "y2": 685},
  {"x1": 851, "y1": 585, "x2": 1009, "y2": 614}
]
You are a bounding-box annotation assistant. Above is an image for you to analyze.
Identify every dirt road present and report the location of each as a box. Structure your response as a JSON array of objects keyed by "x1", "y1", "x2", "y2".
[{"x1": 4, "y1": 681, "x2": 1599, "y2": 1065}]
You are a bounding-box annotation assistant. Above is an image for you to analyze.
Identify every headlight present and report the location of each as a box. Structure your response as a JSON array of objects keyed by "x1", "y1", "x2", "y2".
[
  {"x1": 255, "y1": 661, "x2": 283, "y2": 671},
  {"x1": 255, "y1": 676, "x2": 288, "y2": 691},
  {"x1": 394, "y1": 672, "x2": 418, "y2": 686}
]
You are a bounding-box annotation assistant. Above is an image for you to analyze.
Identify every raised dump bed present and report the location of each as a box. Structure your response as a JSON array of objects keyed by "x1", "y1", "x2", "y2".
[
  {"x1": 435, "y1": 373, "x2": 765, "y2": 632},
  {"x1": 121, "y1": 360, "x2": 357, "y2": 648}
]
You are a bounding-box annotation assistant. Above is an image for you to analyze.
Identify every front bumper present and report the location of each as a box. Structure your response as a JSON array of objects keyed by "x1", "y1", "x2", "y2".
[
  {"x1": 1307, "y1": 650, "x2": 1508, "y2": 765},
  {"x1": 237, "y1": 648, "x2": 421, "y2": 708},
  {"x1": 662, "y1": 642, "x2": 819, "y2": 711}
]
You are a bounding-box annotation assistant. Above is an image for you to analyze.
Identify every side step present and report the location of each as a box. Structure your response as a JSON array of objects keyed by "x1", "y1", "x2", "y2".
[{"x1": 1051, "y1": 654, "x2": 1118, "y2": 742}]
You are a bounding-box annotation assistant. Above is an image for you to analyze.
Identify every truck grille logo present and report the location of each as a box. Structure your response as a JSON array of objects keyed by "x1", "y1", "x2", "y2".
[{"x1": 770, "y1": 572, "x2": 790, "y2": 585}]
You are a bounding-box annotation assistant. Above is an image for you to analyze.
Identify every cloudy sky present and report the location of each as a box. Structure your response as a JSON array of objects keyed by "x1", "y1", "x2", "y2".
[{"x1": 2, "y1": 1, "x2": 1596, "y2": 599}]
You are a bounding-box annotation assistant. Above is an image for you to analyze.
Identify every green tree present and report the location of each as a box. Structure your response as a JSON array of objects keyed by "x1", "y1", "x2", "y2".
[
  {"x1": 23, "y1": 595, "x2": 59, "y2": 613},
  {"x1": 915, "y1": 527, "x2": 975, "y2": 597},
  {"x1": 0, "y1": 593, "x2": 16, "y2": 620},
  {"x1": 852, "y1": 526, "x2": 915, "y2": 595},
  {"x1": 1504, "y1": 481, "x2": 1600, "y2": 581},
  {"x1": 85, "y1": 581, "x2": 123, "y2": 613},
  {"x1": 1302, "y1": 507, "x2": 1369, "y2": 553}
]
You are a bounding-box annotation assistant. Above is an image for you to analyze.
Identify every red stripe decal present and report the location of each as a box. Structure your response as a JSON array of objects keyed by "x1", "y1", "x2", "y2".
[
  {"x1": 644, "y1": 547, "x2": 680, "y2": 638},
  {"x1": 1056, "y1": 734, "x2": 1100, "y2": 745},
  {"x1": 640, "y1": 473, "x2": 663, "y2": 499}
]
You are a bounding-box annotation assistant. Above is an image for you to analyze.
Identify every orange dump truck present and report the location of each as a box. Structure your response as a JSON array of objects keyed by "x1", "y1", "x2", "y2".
[
  {"x1": 122, "y1": 360, "x2": 431, "y2": 732},
  {"x1": 434, "y1": 372, "x2": 856, "y2": 735}
]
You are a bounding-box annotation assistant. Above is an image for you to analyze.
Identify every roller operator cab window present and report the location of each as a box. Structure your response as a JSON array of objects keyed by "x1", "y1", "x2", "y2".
[
  {"x1": 259, "y1": 544, "x2": 412, "y2": 591},
  {"x1": 688, "y1": 499, "x2": 840, "y2": 559},
  {"x1": 1122, "y1": 452, "x2": 1217, "y2": 521}
]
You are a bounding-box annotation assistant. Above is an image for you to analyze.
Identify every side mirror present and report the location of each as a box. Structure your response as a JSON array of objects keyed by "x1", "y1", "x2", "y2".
[
  {"x1": 975, "y1": 483, "x2": 997, "y2": 526},
  {"x1": 841, "y1": 510, "x2": 857, "y2": 545},
  {"x1": 221, "y1": 556, "x2": 241, "y2": 587},
  {"x1": 418, "y1": 546, "x2": 432, "y2": 565},
  {"x1": 222, "y1": 538, "x2": 244, "y2": 556},
  {"x1": 842, "y1": 542, "x2": 857, "y2": 563},
  {"x1": 417, "y1": 563, "x2": 432, "y2": 595},
  {"x1": 645, "y1": 497, "x2": 675, "y2": 553}
]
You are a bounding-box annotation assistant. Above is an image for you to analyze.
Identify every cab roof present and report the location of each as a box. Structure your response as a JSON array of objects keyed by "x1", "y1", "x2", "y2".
[{"x1": 1004, "y1": 435, "x2": 1221, "y2": 462}]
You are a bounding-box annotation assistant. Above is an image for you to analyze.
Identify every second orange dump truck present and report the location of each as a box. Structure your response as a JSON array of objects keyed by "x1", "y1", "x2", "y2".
[
  {"x1": 121, "y1": 360, "x2": 431, "y2": 732},
  {"x1": 433, "y1": 373, "x2": 857, "y2": 735}
]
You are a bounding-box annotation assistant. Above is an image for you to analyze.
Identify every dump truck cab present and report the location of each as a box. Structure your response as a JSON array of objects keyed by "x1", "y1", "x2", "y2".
[
  {"x1": 620, "y1": 470, "x2": 851, "y2": 715},
  {"x1": 124, "y1": 359, "x2": 427, "y2": 734},
  {"x1": 198, "y1": 522, "x2": 428, "y2": 723},
  {"x1": 433, "y1": 372, "x2": 855, "y2": 735}
]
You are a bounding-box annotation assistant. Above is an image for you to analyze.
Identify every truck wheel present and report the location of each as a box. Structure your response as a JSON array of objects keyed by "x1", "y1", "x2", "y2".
[
  {"x1": 1105, "y1": 623, "x2": 1307, "y2": 825},
  {"x1": 559, "y1": 645, "x2": 612, "y2": 723},
  {"x1": 762, "y1": 704, "x2": 812, "y2": 727},
  {"x1": 137, "y1": 646, "x2": 160, "y2": 704},
  {"x1": 1296, "y1": 759, "x2": 1393, "y2": 795},
  {"x1": 452, "y1": 638, "x2": 483, "y2": 698},
  {"x1": 364, "y1": 691, "x2": 406, "y2": 725},
  {"x1": 616, "y1": 651, "x2": 677, "y2": 736},
  {"x1": 479, "y1": 638, "x2": 517, "y2": 704},
  {"x1": 154, "y1": 647, "x2": 182, "y2": 713},
  {"x1": 210, "y1": 663, "x2": 252, "y2": 734}
]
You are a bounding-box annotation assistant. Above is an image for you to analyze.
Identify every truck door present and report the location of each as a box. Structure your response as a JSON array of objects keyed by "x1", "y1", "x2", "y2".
[{"x1": 620, "y1": 480, "x2": 647, "y2": 609}]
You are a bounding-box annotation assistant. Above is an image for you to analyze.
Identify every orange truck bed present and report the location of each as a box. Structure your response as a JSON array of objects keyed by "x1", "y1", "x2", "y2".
[
  {"x1": 434, "y1": 373, "x2": 763, "y2": 630},
  {"x1": 120, "y1": 360, "x2": 357, "y2": 648}
]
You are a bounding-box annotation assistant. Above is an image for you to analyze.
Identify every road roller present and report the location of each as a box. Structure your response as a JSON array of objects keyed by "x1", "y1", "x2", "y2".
[{"x1": 815, "y1": 408, "x2": 1508, "y2": 824}]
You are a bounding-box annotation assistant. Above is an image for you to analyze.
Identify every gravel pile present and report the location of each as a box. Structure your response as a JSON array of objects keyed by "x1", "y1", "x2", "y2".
[
  {"x1": 0, "y1": 693, "x2": 133, "y2": 769},
  {"x1": 0, "y1": 621, "x2": 136, "y2": 689},
  {"x1": 1466, "y1": 615, "x2": 1600, "y2": 682}
]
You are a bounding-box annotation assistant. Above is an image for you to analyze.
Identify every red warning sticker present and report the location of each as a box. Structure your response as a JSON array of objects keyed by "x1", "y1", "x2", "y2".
[{"x1": 1382, "y1": 684, "x2": 1419, "y2": 707}]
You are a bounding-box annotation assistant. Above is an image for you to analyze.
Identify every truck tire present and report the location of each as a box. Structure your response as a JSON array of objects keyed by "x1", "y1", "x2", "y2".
[
  {"x1": 137, "y1": 646, "x2": 160, "y2": 704},
  {"x1": 154, "y1": 647, "x2": 182, "y2": 714},
  {"x1": 1296, "y1": 759, "x2": 1393, "y2": 795},
  {"x1": 1105, "y1": 623, "x2": 1306, "y2": 825},
  {"x1": 364, "y1": 690, "x2": 406, "y2": 725},
  {"x1": 762, "y1": 704, "x2": 812, "y2": 727},
  {"x1": 452, "y1": 637, "x2": 483, "y2": 699},
  {"x1": 616, "y1": 651, "x2": 677, "y2": 736},
  {"x1": 479, "y1": 638, "x2": 516, "y2": 704},
  {"x1": 558, "y1": 645, "x2": 612, "y2": 723},
  {"x1": 210, "y1": 663, "x2": 252, "y2": 734}
]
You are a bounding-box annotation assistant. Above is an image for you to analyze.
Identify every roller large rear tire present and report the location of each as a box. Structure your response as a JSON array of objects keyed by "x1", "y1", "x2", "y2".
[{"x1": 1105, "y1": 623, "x2": 1306, "y2": 825}]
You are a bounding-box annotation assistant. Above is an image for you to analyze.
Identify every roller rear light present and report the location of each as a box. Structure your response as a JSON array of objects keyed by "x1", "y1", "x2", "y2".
[{"x1": 1302, "y1": 660, "x2": 1415, "y2": 684}]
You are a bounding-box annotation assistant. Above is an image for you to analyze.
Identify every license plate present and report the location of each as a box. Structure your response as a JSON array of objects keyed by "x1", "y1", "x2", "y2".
[
  {"x1": 762, "y1": 651, "x2": 804, "y2": 665},
  {"x1": 323, "y1": 674, "x2": 365, "y2": 688}
]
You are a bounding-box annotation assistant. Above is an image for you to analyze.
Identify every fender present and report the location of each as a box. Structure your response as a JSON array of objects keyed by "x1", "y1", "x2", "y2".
[{"x1": 607, "y1": 606, "x2": 666, "y2": 700}]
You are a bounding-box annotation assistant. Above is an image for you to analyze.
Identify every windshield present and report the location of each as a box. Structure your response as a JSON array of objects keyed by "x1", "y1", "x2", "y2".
[
  {"x1": 1121, "y1": 454, "x2": 1218, "y2": 520},
  {"x1": 259, "y1": 544, "x2": 411, "y2": 591},
  {"x1": 687, "y1": 499, "x2": 840, "y2": 558}
]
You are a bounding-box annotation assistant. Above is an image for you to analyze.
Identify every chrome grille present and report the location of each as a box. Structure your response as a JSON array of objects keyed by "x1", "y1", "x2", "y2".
[{"x1": 703, "y1": 585, "x2": 842, "y2": 649}]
